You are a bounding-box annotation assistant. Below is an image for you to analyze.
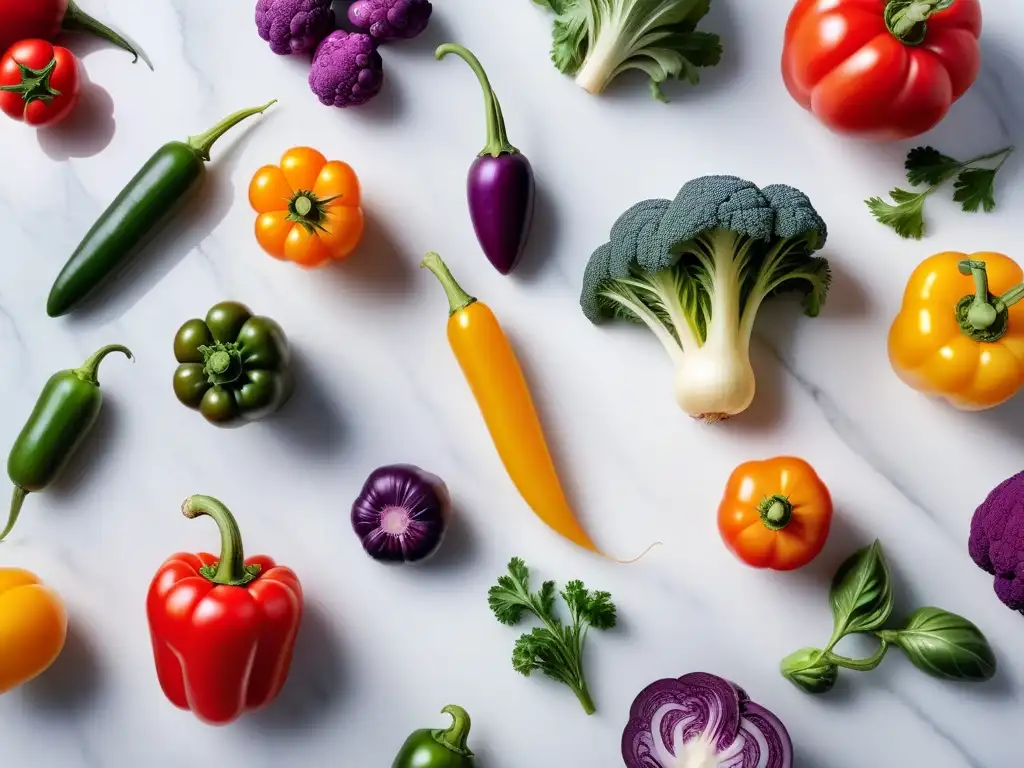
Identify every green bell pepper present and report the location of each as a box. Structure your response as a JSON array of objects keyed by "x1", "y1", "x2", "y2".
[
  {"x1": 173, "y1": 301, "x2": 293, "y2": 426},
  {"x1": 393, "y1": 705, "x2": 475, "y2": 768}
]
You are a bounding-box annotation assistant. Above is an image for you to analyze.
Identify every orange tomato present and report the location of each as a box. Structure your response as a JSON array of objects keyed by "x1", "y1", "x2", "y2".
[
  {"x1": 889, "y1": 252, "x2": 1024, "y2": 411},
  {"x1": 718, "y1": 457, "x2": 832, "y2": 571},
  {"x1": 0, "y1": 568, "x2": 67, "y2": 694},
  {"x1": 248, "y1": 147, "x2": 364, "y2": 268}
]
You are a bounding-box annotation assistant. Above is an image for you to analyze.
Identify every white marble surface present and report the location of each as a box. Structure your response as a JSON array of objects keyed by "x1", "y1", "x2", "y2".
[{"x1": 1, "y1": 0, "x2": 1023, "y2": 766}]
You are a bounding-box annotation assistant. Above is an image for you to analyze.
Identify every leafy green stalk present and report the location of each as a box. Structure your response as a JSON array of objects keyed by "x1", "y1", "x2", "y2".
[
  {"x1": 866, "y1": 145, "x2": 1014, "y2": 239},
  {"x1": 530, "y1": 0, "x2": 723, "y2": 100},
  {"x1": 488, "y1": 557, "x2": 616, "y2": 714}
]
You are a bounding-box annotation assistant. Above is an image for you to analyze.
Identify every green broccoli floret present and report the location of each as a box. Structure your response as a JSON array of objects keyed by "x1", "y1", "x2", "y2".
[{"x1": 581, "y1": 175, "x2": 830, "y2": 422}]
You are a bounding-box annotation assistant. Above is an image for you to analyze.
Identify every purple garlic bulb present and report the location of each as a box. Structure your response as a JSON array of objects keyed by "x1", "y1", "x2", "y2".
[
  {"x1": 255, "y1": 0, "x2": 335, "y2": 56},
  {"x1": 309, "y1": 30, "x2": 384, "y2": 108},
  {"x1": 351, "y1": 464, "x2": 451, "y2": 563},
  {"x1": 348, "y1": 0, "x2": 433, "y2": 42}
]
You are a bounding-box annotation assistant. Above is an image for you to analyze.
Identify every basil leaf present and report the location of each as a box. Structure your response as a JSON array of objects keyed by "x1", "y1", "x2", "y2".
[
  {"x1": 780, "y1": 647, "x2": 839, "y2": 694},
  {"x1": 829, "y1": 540, "x2": 894, "y2": 639},
  {"x1": 883, "y1": 607, "x2": 997, "y2": 682}
]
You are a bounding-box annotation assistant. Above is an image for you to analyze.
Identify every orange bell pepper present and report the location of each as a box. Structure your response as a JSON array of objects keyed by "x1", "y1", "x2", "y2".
[
  {"x1": 889, "y1": 252, "x2": 1024, "y2": 411},
  {"x1": 248, "y1": 146, "x2": 364, "y2": 268},
  {"x1": 0, "y1": 568, "x2": 67, "y2": 694},
  {"x1": 717, "y1": 457, "x2": 832, "y2": 571}
]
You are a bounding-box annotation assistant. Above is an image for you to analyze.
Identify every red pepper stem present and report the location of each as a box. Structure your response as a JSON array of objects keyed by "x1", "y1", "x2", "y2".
[
  {"x1": 421, "y1": 252, "x2": 477, "y2": 316},
  {"x1": 758, "y1": 494, "x2": 793, "y2": 531},
  {"x1": 73, "y1": 344, "x2": 133, "y2": 386},
  {"x1": 186, "y1": 100, "x2": 277, "y2": 162},
  {"x1": 432, "y1": 705, "x2": 474, "y2": 756},
  {"x1": 62, "y1": 0, "x2": 149, "y2": 66},
  {"x1": 0, "y1": 487, "x2": 28, "y2": 542},
  {"x1": 885, "y1": 0, "x2": 955, "y2": 44},
  {"x1": 181, "y1": 495, "x2": 261, "y2": 587}
]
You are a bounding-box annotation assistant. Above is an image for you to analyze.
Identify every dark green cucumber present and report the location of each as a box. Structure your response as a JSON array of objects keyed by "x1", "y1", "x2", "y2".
[{"x1": 46, "y1": 100, "x2": 276, "y2": 317}]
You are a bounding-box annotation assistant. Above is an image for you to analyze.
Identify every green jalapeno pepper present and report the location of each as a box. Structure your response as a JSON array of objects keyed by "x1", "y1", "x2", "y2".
[
  {"x1": 46, "y1": 100, "x2": 276, "y2": 317},
  {"x1": 173, "y1": 301, "x2": 293, "y2": 427},
  {"x1": 393, "y1": 705, "x2": 475, "y2": 768},
  {"x1": 3, "y1": 344, "x2": 132, "y2": 541}
]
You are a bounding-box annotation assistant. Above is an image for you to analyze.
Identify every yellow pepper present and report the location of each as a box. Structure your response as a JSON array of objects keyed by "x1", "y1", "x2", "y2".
[
  {"x1": 0, "y1": 568, "x2": 67, "y2": 694},
  {"x1": 889, "y1": 251, "x2": 1024, "y2": 411}
]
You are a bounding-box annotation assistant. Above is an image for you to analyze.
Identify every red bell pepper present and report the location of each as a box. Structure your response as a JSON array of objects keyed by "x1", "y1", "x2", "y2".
[{"x1": 146, "y1": 494, "x2": 303, "y2": 726}]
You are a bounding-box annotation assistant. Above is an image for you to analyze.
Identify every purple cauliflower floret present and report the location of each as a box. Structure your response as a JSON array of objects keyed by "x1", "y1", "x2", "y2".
[
  {"x1": 348, "y1": 0, "x2": 433, "y2": 42},
  {"x1": 969, "y1": 472, "x2": 1024, "y2": 614},
  {"x1": 255, "y1": 0, "x2": 334, "y2": 56},
  {"x1": 309, "y1": 31, "x2": 384, "y2": 108}
]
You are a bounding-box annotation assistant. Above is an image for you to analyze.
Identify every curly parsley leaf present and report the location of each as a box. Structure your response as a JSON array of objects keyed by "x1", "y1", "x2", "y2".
[{"x1": 489, "y1": 558, "x2": 616, "y2": 714}]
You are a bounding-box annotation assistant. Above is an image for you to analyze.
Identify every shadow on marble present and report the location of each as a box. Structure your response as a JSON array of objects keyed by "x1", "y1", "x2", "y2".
[
  {"x1": 416, "y1": 499, "x2": 480, "y2": 574},
  {"x1": 512, "y1": 176, "x2": 560, "y2": 283},
  {"x1": 978, "y1": 393, "x2": 1024, "y2": 446},
  {"x1": 821, "y1": 258, "x2": 872, "y2": 319},
  {"x1": 730, "y1": 340, "x2": 785, "y2": 432},
  {"x1": 45, "y1": 393, "x2": 122, "y2": 505},
  {"x1": 383, "y1": 8, "x2": 455, "y2": 59},
  {"x1": 329, "y1": 212, "x2": 416, "y2": 298},
  {"x1": 61, "y1": 112, "x2": 273, "y2": 326},
  {"x1": 22, "y1": 620, "x2": 103, "y2": 715},
  {"x1": 246, "y1": 599, "x2": 345, "y2": 733},
  {"x1": 790, "y1": 511, "x2": 873, "y2": 588},
  {"x1": 269, "y1": 348, "x2": 348, "y2": 458},
  {"x1": 37, "y1": 71, "x2": 116, "y2": 160}
]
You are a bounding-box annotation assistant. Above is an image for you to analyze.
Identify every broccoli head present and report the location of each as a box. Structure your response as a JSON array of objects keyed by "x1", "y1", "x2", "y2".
[{"x1": 970, "y1": 472, "x2": 1024, "y2": 613}]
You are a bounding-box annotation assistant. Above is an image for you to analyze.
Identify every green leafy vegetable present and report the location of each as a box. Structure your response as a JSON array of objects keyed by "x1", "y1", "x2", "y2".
[
  {"x1": 488, "y1": 557, "x2": 616, "y2": 714},
  {"x1": 781, "y1": 540, "x2": 997, "y2": 695},
  {"x1": 879, "y1": 607, "x2": 997, "y2": 681},
  {"x1": 866, "y1": 145, "x2": 1013, "y2": 239},
  {"x1": 529, "y1": 0, "x2": 723, "y2": 100}
]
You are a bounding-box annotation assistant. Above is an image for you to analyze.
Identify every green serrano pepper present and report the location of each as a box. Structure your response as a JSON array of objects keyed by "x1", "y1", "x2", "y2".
[
  {"x1": 46, "y1": 100, "x2": 277, "y2": 318},
  {"x1": 3, "y1": 344, "x2": 132, "y2": 541}
]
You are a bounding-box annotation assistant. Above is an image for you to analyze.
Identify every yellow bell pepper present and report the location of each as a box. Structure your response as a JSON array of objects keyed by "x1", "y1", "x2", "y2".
[
  {"x1": 889, "y1": 251, "x2": 1024, "y2": 411},
  {"x1": 0, "y1": 568, "x2": 67, "y2": 694}
]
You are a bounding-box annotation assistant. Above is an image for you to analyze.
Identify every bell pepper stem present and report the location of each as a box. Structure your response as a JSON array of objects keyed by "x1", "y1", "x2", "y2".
[
  {"x1": 885, "y1": 0, "x2": 955, "y2": 44},
  {"x1": 956, "y1": 260, "x2": 1024, "y2": 338},
  {"x1": 421, "y1": 252, "x2": 477, "y2": 316},
  {"x1": 63, "y1": 0, "x2": 149, "y2": 67},
  {"x1": 187, "y1": 100, "x2": 277, "y2": 162},
  {"x1": 435, "y1": 43, "x2": 517, "y2": 158},
  {"x1": 433, "y1": 705, "x2": 474, "y2": 756},
  {"x1": 758, "y1": 494, "x2": 793, "y2": 531},
  {"x1": 0, "y1": 487, "x2": 27, "y2": 542},
  {"x1": 73, "y1": 344, "x2": 133, "y2": 386},
  {"x1": 182, "y1": 495, "x2": 261, "y2": 587}
]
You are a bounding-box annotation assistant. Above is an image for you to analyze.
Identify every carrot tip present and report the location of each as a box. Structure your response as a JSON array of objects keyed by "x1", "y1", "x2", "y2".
[{"x1": 605, "y1": 541, "x2": 663, "y2": 564}]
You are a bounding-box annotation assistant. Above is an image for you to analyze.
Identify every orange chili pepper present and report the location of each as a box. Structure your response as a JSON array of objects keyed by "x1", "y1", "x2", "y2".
[
  {"x1": 717, "y1": 457, "x2": 832, "y2": 571},
  {"x1": 889, "y1": 251, "x2": 1024, "y2": 411},
  {"x1": 0, "y1": 568, "x2": 67, "y2": 694},
  {"x1": 248, "y1": 146, "x2": 364, "y2": 268},
  {"x1": 420, "y1": 252, "x2": 597, "y2": 554}
]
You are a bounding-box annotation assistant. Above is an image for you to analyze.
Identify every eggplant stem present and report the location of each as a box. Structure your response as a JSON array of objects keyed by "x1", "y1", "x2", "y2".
[{"x1": 435, "y1": 43, "x2": 518, "y2": 158}]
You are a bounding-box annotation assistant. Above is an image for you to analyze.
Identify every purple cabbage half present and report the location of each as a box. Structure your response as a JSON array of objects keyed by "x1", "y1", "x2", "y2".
[
  {"x1": 351, "y1": 464, "x2": 450, "y2": 563},
  {"x1": 622, "y1": 673, "x2": 793, "y2": 768}
]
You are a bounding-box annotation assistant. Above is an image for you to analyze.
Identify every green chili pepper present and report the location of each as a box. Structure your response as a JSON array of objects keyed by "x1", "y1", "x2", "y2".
[
  {"x1": 3, "y1": 344, "x2": 133, "y2": 541},
  {"x1": 173, "y1": 301, "x2": 293, "y2": 426},
  {"x1": 392, "y1": 705, "x2": 475, "y2": 768},
  {"x1": 46, "y1": 100, "x2": 277, "y2": 317}
]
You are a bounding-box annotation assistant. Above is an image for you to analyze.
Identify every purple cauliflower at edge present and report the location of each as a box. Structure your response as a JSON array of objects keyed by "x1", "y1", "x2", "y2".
[
  {"x1": 309, "y1": 31, "x2": 384, "y2": 108},
  {"x1": 256, "y1": 0, "x2": 335, "y2": 56},
  {"x1": 969, "y1": 472, "x2": 1024, "y2": 614},
  {"x1": 348, "y1": 0, "x2": 433, "y2": 42}
]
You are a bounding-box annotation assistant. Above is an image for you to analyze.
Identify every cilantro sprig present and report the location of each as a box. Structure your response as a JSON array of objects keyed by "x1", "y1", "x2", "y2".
[
  {"x1": 866, "y1": 145, "x2": 1013, "y2": 239},
  {"x1": 488, "y1": 557, "x2": 616, "y2": 715}
]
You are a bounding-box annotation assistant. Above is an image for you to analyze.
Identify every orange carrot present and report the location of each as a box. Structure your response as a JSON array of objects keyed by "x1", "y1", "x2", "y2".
[{"x1": 420, "y1": 252, "x2": 598, "y2": 553}]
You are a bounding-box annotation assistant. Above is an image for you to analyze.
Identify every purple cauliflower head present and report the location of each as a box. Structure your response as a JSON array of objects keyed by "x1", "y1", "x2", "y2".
[
  {"x1": 309, "y1": 31, "x2": 384, "y2": 108},
  {"x1": 256, "y1": 0, "x2": 335, "y2": 56},
  {"x1": 969, "y1": 472, "x2": 1024, "y2": 614},
  {"x1": 348, "y1": 0, "x2": 433, "y2": 42}
]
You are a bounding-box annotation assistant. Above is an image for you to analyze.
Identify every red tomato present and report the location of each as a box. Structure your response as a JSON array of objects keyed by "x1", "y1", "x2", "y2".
[
  {"x1": 782, "y1": 0, "x2": 982, "y2": 140},
  {"x1": 0, "y1": 39, "x2": 80, "y2": 127}
]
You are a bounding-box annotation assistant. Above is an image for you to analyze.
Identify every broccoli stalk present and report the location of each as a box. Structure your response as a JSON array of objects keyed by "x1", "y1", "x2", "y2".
[
  {"x1": 531, "y1": 0, "x2": 723, "y2": 100},
  {"x1": 581, "y1": 176, "x2": 830, "y2": 422}
]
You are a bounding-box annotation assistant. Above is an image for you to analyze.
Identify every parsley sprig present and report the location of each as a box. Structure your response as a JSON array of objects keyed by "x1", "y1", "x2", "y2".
[
  {"x1": 488, "y1": 557, "x2": 616, "y2": 715},
  {"x1": 866, "y1": 145, "x2": 1013, "y2": 239}
]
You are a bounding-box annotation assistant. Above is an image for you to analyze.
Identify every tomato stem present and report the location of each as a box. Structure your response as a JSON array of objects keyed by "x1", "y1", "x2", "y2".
[
  {"x1": 286, "y1": 190, "x2": 341, "y2": 234},
  {"x1": 885, "y1": 0, "x2": 955, "y2": 45},
  {"x1": 758, "y1": 494, "x2": 793, "y2": 531},
  {"x1": 0, "y1": 58, "x2": 62, "y2": 108}
]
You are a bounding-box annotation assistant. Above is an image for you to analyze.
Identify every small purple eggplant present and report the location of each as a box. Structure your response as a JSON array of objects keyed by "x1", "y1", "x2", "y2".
[
  {"x1": 436, "y1": 43, "x2": 535, "y2": 276},
  {"x1": 351, "y1": 464, "x2": 451, "y2": 564}
]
